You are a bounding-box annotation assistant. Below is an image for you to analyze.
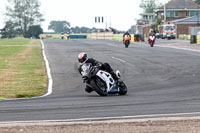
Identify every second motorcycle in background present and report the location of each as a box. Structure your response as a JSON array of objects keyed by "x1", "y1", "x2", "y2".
[{"x1": 123, "y1": 31, "x2": 131, "y2": 48}]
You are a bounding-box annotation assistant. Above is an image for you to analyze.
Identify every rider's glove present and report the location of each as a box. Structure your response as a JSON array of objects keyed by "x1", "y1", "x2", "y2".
[{"x1": 96, "y1": 62, "x2": 102, "y2": 68}]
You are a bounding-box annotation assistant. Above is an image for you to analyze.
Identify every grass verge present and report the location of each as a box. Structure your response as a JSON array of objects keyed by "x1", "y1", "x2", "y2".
[{"x1": 0, "y1": 38, "x2": 47, "y2": 98}]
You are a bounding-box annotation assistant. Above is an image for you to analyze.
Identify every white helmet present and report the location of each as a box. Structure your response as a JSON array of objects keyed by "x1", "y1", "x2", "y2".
[{"x1": 78, "y1": 52, "x2": 88, "y2": 65}]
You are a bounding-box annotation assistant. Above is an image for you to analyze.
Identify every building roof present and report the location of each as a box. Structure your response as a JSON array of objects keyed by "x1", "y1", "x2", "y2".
[
  {"x1": 170, "y1": 15, "x2": 200, "y2": 24},
  {"x1": 159, "y1": 0, "x2": 200, "y2": 10}
]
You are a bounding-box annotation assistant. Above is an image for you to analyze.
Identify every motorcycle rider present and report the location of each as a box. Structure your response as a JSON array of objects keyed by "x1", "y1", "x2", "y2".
[
  {"x1": 61, "y1": 32, "x2": 64, "y2": 40},
  {"x1": 123, "y1": 31, "x2": 131, "y2": 41},
  {"x1": 148, "y1": 30, "x2": 156, "y2": 46},
  {"x1": 78, "y1": 52, "x2": 119, "y2": 93}
]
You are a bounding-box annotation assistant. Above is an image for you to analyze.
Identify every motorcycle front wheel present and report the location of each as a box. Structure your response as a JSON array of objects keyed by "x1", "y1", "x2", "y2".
[
  {"x1": 125, "y1": 41, "x2": 129, "y2": 48},
  {"x1": 151, "y1": 42, "x2": 154, "y2": 47},
  {"x1": 90, "y1": 77, "x2": 108, "y2": 96}
]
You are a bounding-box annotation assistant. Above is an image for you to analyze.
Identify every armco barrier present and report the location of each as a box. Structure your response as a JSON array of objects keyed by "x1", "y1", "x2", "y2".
[
  {"x1": 180, "y1": 34, "x2": 200, "y2": 44},
  {"x1": 187, "y1": 35, "x2": 191, "y2": 40},
  {"x1": 131, "y1": 34, "x2": 135, "y2": 42},
  {"x1": 112, "y1": 34, "x2": 135, "y2": 42},
  {"x1": 144, "y1": 34, "x2": 146, "y2": 42},
  {"x1": 179, "y1": 34, "x2": 184, "y2": 39},
  {"x1": 40, "y1": 33, "x2": 147, "y2": 43},
  {"x1": 69, "y1": 35, "x2": 87, "y2": 39},
  {"x1": 179, "y1": 34, "x2": 191, "y2": 40},
  {"x1": 92, "y1": 33, "x2": 145, "y2": 43},
  {"x1": 190, "y1": 35, "x2": 197, "y2": 44},
  {"x1": 113, "y1": 34, "x2": 123, "y2": 41},
  {"x1": 87, "y1": 34, "x2": 91, "y2": 39},
  {"x1": 197, "y1": 35, "x2": 200, "y2": 44},
  {"x1": 40, "y1": 33, "x2": 89, "y2": 39}
]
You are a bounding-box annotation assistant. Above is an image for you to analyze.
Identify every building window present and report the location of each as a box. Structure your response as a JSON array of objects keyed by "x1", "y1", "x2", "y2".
[
  {"x1": 149, "y1": 15, "x2": 152, "y2": 20},
  {"x1": 186, "y1": 11, "x2": 189, "y2": 16},
  {"x1": 143, "y1": 15, "x2": 148, "y2": 20},
  {"x1": 190, "y1": 11, "x2": 198, "y2": 16},
  {"x1": 166, "y1": 11, "x2": 175, "y2": 17},
  {"x1": 186, "y1": 11, "x2": 198, "y2": 17},
  {"x1": 166, "y1": 11, "x2": 179, "y2": 18},
  {"x1": 175, "y1": 11, "x2": 179, "y2": 17}
]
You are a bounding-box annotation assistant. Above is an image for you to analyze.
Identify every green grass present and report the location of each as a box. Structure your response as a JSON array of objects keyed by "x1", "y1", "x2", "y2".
[
  {"x1": 0, "y1": 59, "x2": 7, "y2": 72},
  {"x1": 0, "y1": 38, "x2": 47, "y2": 98},
  {"x1": 14, "y1": 46, "x2": 47, "y2": 97},
  {"x1": 0, "y1": 38, "x2": 30, "y2": 45},
  {"x1": 0, "y1": 46, "x2": 25, "y2": 56},
  {"x1": 0, "y1": 59, "x2": 7, "y2": 71},
  {"x1": 0, "y1": 45, "x2": 25, "y2": 72}
]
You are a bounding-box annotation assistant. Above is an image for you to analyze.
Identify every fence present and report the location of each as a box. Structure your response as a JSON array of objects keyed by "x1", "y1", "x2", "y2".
[{"x1": 91, "y1": 32, "x2": 113, "y2": 40}]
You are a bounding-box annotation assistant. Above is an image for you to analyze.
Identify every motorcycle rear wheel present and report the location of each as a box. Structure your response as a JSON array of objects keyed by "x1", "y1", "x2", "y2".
[{"x1": 118, "y1": 81, "x2": 127, "y2": 95}]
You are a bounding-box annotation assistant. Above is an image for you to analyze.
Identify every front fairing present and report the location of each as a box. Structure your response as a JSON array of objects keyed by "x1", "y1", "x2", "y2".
[{"x1": 96, "y1": 70, "x2": 119, "y2": 93}]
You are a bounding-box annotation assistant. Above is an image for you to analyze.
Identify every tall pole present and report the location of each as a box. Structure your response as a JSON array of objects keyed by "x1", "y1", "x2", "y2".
[
  {"x1": 164, "y1": 0, "x2": 166, "y2": 24},
  {"x1": 105, "y1": 16, "x2": 107, "y2": 29},
  {"x1": 110, "y1": 17, "x2": 112, "y2": 28},
  {"x1": 198, "y1": 3, "x2": 199, "y2": 26}
]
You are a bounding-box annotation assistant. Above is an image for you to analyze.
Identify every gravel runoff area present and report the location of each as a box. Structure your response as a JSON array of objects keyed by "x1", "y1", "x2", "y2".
[{"x1": 1, "y1": 117, "x2": 200, "y2": 133}]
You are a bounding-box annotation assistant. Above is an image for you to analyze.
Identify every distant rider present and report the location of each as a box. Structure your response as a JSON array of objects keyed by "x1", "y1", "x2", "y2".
[
  {"x1": 123, "y1": 31, "x2": 131, "y2": 41},
  {"x1": 61, "y1": 32, "x2": 64, "y2": 40},
  {"x1": 78, "y1": 52, "x2": 119, "y2": 93},
  {"x1": 149, "y1": 31, "x2": 156, "y2": 41}
]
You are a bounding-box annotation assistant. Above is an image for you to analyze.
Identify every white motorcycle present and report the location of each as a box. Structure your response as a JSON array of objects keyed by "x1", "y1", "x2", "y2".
[{"x1": 81, "y1": 63, "x2": 127, "y2": 96}]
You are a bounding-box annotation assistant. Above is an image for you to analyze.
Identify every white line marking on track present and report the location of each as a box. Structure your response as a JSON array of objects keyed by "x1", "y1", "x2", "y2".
[
  {"x1": 105, "y1": 43, "x2": 119, "y2": 47},
  {"x1": 112, "y1": 56, "x2": 136, "y2": 67},
  {"x1": 40, "y1": 40, "x2": 53, "y2": 97},
  {"x1": 112, "y1": 57, "x2": 126, "y2": 63},
  {"x1": 2, "y1": 112, "x2": 200, "y2": 124},
  {"x1": 156, "y1": 45, "x2": 200, "y2": 52}
]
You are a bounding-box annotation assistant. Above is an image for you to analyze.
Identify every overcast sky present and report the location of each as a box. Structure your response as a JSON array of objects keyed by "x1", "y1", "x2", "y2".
[{"x1": 0, "y1": 0, "x2": 167, "y2": 32}]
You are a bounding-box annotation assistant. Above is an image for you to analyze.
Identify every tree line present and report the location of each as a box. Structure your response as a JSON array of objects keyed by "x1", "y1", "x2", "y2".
[
  {"x1": 1, "y1": 0, "x2": 44, "y2": 38},
  {"x1": 48, "y1": 20, "x2": 92, "y2": 33},
  {"x1": 0, "y1": 0, "x2": 125, "y2": 38},
  {"x1": 47, "y1": 20, "x2": 124, "y2": 34},
  {"x1": 1, "y1": 0, "x2": 199, "y2": 38}
]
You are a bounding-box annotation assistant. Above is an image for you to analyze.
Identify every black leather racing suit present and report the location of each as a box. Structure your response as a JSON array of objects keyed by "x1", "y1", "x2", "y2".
[{"x1": 78, "y1": 58, "x2": 118, "y2": 93}]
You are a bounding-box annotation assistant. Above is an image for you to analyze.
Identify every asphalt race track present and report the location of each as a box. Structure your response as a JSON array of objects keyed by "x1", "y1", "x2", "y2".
[{"x1": 0, "y1": 39, "x2": 200, "y2": 122}]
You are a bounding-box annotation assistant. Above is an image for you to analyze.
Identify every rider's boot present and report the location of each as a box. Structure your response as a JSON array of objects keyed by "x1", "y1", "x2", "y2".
[{"x1": 85, "y1": 85, "x2": 93, "y2": 93}]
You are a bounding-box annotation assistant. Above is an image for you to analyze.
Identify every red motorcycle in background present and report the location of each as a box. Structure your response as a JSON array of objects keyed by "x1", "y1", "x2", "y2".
[
  {"x1": 149, "y1": 35, "x2": 156, "y2": 47},
  {"x1": 123, "y1": 35, "x2": 131, "y2": 48}
]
